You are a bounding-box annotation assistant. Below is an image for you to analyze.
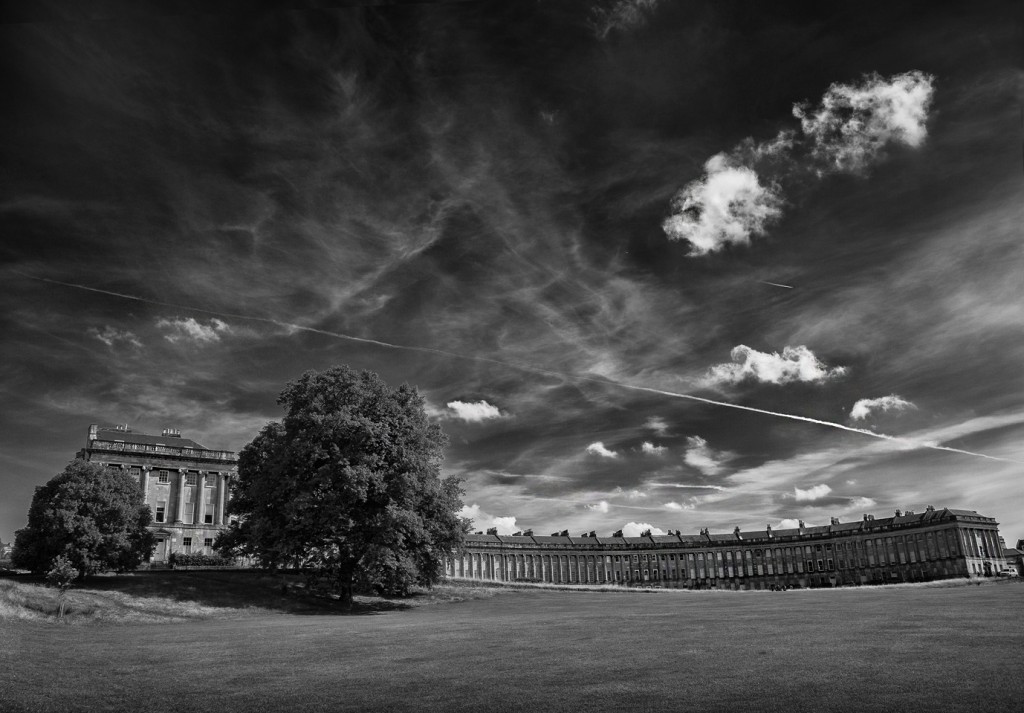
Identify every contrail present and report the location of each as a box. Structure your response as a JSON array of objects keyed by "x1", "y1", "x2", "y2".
[
  {"x1": 757, "y1": 280, "x2": 793, "y2": 289},
  {"x1": 18, "y1": 271, "x2": 1020, "y2": 464}
]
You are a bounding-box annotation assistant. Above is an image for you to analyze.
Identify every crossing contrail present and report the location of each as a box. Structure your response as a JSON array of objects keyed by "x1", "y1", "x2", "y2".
[
  {"x1": 17, "y1": 271, "x2": 1020, "y2": 464},
  {"x1": 757, "y1": 280, "x2": 794, "y2": 289}
]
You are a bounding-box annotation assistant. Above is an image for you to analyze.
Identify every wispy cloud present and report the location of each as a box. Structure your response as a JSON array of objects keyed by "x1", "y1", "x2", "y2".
[
  {"x1": 793, "y1": 484, "x2": 832, "y2": 502},
  {"x1": 701, "y1": 345, "x2": 846, "y2": 387},
  {"x1": 850, "y1": 395, "x2": 915, "y2": 421},
  {"x1": 641, "y1": 441, "x2": 666, "y2": 455},
  {"x1": 446, "y1": 399, "x2": 503, "y2": 423},
  {"x1": 664, "y1": 501, "x2": 693, "y2": 511},
  {"x1": 589, "y1": 0, "x2": 662, "y2": 41},
  {"x1": 663, "y1": 71, "x2": 935, "y2": 254},
  {"x1": 156, "y1": 317, "x2": 231, "y2": 344},
  {"x1": 587, "y1": 500, "x2": 610, "y2": 513},
  {"x1": 682, "y1": 435, "x2": 728, "y2": 475},
  {"x1": 644, "y1": 416, "x2": 669, "y2": 436},
  {"x1": 88, "y1": 325, "x2": 141, "y2": 349},
  {"x1": 586, "y1": 441, "x2": 619, "y2": 458}
]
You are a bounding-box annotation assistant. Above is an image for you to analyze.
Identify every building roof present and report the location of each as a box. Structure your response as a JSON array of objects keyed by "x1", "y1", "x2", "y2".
[{"x1": 93, "y1": 426, "x2": 207, "y2": 450}]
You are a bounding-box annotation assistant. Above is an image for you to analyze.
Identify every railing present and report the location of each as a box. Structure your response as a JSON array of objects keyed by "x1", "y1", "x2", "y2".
[{"x1": 90, "y1": 440, "x2": 236, "y2": 461}]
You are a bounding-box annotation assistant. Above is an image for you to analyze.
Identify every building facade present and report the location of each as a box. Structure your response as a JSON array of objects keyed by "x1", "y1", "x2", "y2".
[
  {"x1": 449, "y1": 507, "x2": 1007, "y2": 589},
  {"x1": 77, "y1": 424, "x2": 237, "y2": 564}
]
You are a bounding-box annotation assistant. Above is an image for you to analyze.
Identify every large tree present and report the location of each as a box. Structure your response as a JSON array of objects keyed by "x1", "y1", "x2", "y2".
[
  {"x1": 13, "y1": 460, "x2": 156, "y2": 577},
  {"x1": 217, "y1": 366, "x2": 465, "y2": 606}
]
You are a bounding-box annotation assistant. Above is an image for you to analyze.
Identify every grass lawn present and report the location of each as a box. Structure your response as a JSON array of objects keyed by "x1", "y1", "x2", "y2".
[{"x1": 2, "y1": 575, "x2": 1022, "y2": 712}]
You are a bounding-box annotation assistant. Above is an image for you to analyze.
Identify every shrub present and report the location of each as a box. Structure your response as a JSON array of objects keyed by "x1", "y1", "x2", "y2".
[{"x1": 169, "y1": 552, "x2": 234, "y2": 568}]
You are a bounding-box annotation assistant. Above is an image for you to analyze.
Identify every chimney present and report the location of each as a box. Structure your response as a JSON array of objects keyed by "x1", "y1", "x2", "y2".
[
  {"x1": 523, "y1": 529, "x2": 533, "y2": 536},
  {"x1": 830, "y1": 517, "x2": 840, "y2": 525},
  {"x1": 550, "y1": 532, "x2": 560, "y2": 537},
  {"x1": 513, "y1": 531, "x2": 523, "y2": 537},
  {"x1": 894, "y1": 509, "x2": 902, "y2": 517},
  {"x1": 863, "y1": 513, "x2": 869, "y2": 522},
  {"x1": 798, "y1": 520, "x2": 805, "y2": 529},
  {"x1": 734, "y1": 526, "x2": 742, "y2": 540},
  {"x1": 162, "y1": 428, "x2": 181, "y2": 438},
  {"x1": 559, "y1": 529, "x2": 569, "y2": 537},
  {"x1": 486, "y1": 527, "x2": 498, "y2": 535},
  {"x1": 925, "y1": 505, "x2": 935, "y2": 512},
  {"x1": 588, "y1": 530, "x2": 597, "y2": 538},
  {"x1": 766, "y1": 523, "x2": 773, "y2": 538},
  {"x1": 613, "y1": 529, "x2": 623, "y2": 538}
]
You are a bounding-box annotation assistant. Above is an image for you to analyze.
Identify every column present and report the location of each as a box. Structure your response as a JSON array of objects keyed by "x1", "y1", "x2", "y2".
[
  {"x1": 174, "y1": 468, "x2": 186, "y2": 523},
  {"x1": 140, "y1": 466, "x2": 150, "y2": 504},
  {"x1": 217, "y1": 474, "x2": 228, "y2": 525},
  {"x1": 196, "y1": 471, "x2": 207, "y2": 525}
]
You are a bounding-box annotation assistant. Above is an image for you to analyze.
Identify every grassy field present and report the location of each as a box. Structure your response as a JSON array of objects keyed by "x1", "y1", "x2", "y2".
[{"x1": 2, "y1": 575, "x2": 1022, "y2": 712}]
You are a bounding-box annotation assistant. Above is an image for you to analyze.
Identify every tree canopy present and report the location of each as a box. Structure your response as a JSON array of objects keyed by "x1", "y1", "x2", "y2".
[
  {"x1": 13, "y1": 459, "x2": 155, "y2": 577},
  {"x1": 217, "y1": 366, "x2": 465, "y2": 606}
]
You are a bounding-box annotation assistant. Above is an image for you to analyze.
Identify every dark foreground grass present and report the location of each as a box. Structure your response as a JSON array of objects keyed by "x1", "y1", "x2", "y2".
[{"x1": 2, "y1": 578, "x2": 1022, "y2": 713}]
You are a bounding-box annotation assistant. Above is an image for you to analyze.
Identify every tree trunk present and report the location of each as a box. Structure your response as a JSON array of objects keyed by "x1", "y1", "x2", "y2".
[{"x1": 340, "y1": 570, "x2": 354, "y2": 611}]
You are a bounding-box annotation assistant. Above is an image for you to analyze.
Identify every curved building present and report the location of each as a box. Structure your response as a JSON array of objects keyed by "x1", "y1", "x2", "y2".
[{"x1": 448, "y1": 507, "x2": 1006, "y2": 589}]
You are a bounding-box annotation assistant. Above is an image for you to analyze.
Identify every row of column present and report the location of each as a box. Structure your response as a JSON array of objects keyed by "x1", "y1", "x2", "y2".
[
  {"x1": 138, "y1": 467, "x2": 231, "y2": 526},
  {"x1": 961, "y1": 527, "x2": 1001, "y2": 561}
]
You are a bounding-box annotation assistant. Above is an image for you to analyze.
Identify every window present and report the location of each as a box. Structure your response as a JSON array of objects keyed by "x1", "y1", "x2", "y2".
[
  {"x1": 155, "y1": 501, "x2": 166, "y2": 523},
  {"x1": 158, "y1": 470, "x2": 169, "y2": 484},
  {"x1": 204, "y1": 513, "x2": 214, "y2": 524},
  {"x1": 203, "y1": 538, "x2": 213, "y2": 548},
  {"x1": 183, "y1": 537, "x2": 192, "y2": 552},
  {"x1": 185, "y1": 473, "x2": 197, "y2": 486},
  {"x1": 205, "y1": 474, "x2": 216, "y2": 487}
]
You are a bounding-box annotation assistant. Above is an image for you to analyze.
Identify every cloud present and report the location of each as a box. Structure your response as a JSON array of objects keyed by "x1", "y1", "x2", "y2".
[
  {"x1": 644, "y1": 416, "x2": 669, "y2": 436},
  {"x1": 777, "y1": 519, "x2": 803, "y2": 530},
  {"x1": 682, "y1": 436, "x2": 727, "y2": 475},
  {"x1": 589, "y1": 0, "x2": 661, "y2": 41},
  {"x1": 458, "y1": 503, "x2": 518, "y2": 535},
  {"x1": 641, "y1": 441, "x2": 666, "y2": 455},
  {"x1": 621, "y1": 522, "x2": 665, "y2": 537},
  {"x1": 664, "y1": 501, "x2": 693, "y2": 511},
  {"x1": 446, "y1": 399, "x2": 503, "y2": 423},
  {"x1": 156, "y1": 317, "x2": 231, "y2": 344},
  {"x1": 848, "y1": 497, "x2": 877, "y2": 510},
  {"x1": 793, "y1": 484, "x2": 832, "y2": 502},
  {"x1": 663, "y1": 71, "x2": 934, "y2": 254},
  {"x1": 850, "y1": 395, "x2": 915, "y2": 421},
  {"x1": 702, "y1": 345, "x2": 846, "y2": 387},
  {"x1": 794, "y1": 71, "x2": 935, "y2": 174},
  {"x1": 613, "y1": 486, "x2": 648, "y2": 499},
  {"x1": 662, "y1": 154, "x2": 783, "y2": 255},
  {"x1": 88, "y1": 325, "x2": 141, "y2": 349},
  {"x1": 586, "y1": 441, "x2": 619, "y2": 458},
  {"x1": 587, "y1": 500, "x2": 610, "y2": 513}
]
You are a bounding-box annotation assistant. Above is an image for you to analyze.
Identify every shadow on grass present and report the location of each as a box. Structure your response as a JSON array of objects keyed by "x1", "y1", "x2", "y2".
[{"x1": 2, "y1": 570, "x2": 419, "y2": 617}]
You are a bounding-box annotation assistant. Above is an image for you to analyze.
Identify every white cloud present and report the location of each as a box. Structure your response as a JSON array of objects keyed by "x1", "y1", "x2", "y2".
[
  {"x1": 613, "y1": 486, "x2": 648, "y2": 499},
  {"x1": 89, "y1": 325, "x2": 142, "y2": 349},
  {"x1": 156, "y1": 317, "x2": 231, "y2": 344},
  {"x1": 446, "y1": 399, "x2": 503, "y2": 423},
  {"x1": 850, "y1": 395, "x2": 915, "y2": 421},
  {"x1": 587, "y1": 500, "x2": 610, "y2": 514},
  {"x1": 848, "y1": 496, "x2": 877, "y2": 510},
  {"x1": 662, "y1": 154, "x2": 783, "y2": 255},
  {"x1": 794, "y1": 71, "x2": 935, "y2": 174},
  {"x1": 641, "y1": 441, "x2": 666, "y2": 455},
  {"x1": 586, "y1": 441, "x2": 619, "y2": 458},
  {"x1": 794, "y1": 484, "x2": 832, "y2": 502},
  {"x1": 682, "y1": 436, "x2": 726, "y2": 475},
  {"x1": 621, "y1": 522, "x2": 666, "y2": 537},
  {"x1": 664, "y1": 501, "x2": 693, "y2": 511},
  {"x1": 458, "y1": 503, "x2": 519, "y2": 535},
  {"x1": 644, "y1": 416, "x2": 669, "y2": 436},
  {"x1": 777, "y1": 518, "x2": 804, "y2": 530},
  {"x1": 702, "y1": 344, "x2": 846, "y2": 387}
]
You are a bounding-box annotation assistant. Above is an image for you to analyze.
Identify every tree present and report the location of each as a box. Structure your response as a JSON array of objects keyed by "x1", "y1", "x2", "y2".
[
  {"x1": 13, "y1": 460, "x2": 155, "y2": 578},
  {"x1": 216, "y1": 365, "x2": 465, "y2": 607},
  {"x1": 46, "y1": 555, "x2": 77, "y2": 619}
]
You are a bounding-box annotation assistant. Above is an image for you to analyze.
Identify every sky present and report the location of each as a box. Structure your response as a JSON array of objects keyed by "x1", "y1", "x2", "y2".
[{"x1": 1, "y1": 0, "x2": 1022, "y2": 546}]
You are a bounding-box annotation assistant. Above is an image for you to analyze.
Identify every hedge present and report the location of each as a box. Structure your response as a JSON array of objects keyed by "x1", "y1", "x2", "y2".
[{"x1": 168, "y1": 552, "x2": 234, "y2": 568}]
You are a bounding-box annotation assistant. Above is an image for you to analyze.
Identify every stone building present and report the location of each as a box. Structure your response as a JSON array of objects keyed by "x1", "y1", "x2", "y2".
[
  {"x1": 449, "y1": 506, "x2": 1008, "y2": 589},
  {"x1": 77, "y1": 424, "x2": 237, "y2": 565}
]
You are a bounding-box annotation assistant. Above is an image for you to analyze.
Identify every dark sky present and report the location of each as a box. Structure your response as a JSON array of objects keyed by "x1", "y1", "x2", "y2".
[{"x1": 2, "y1": 0, "x2": 1022, "y2": 545}]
